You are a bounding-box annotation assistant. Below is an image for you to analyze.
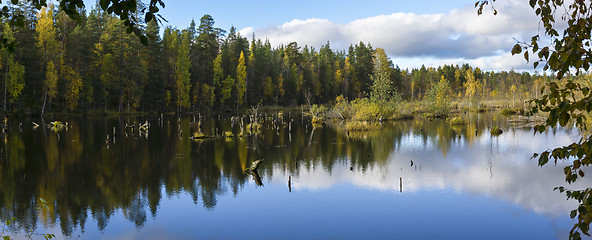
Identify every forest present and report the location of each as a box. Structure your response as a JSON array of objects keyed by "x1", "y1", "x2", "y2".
[{"x1": 0, "y1": 3, "x2": 562, "y2": 115}]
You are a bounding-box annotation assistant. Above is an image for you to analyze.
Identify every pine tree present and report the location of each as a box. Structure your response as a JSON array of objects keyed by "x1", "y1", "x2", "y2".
[
  {"x1": 175, "y1": 30, "x2": 191, "y2": 112},
  {"x1": 370, "y1": 48, "x2": 394, "y2": 103}
]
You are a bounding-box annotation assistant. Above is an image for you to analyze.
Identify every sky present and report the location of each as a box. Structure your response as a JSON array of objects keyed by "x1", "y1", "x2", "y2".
[{"x1": 84, "y1": 0, "x2": 541, "y2": 71}]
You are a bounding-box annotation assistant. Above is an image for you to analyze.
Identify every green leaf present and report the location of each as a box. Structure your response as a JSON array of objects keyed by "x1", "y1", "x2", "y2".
[
  {"x1": 149, "y1": 5, "x2": 159, "y2": 13},
  {"x1": 529, "y1": 0, "x2": 536, "y2": 8},
  {"x1": 572, "y1": 209, "x2": 578, "y2": 218},
  {"x1": 140, "y1": 35, "x2": 148, "y2": 45},
  {"x1": 100, "y1": 0, "x2": 109, "y2": 10},
  {"x1": 538, "y1": 154, "x2": 549, "y2": 165},
  {"x1": 560, "y1": 112, "x2": 570, "y2": 126},
  {"x1": 573, "y1": 231, "x2": 581, "y2": 240},
  {"x1": 127, "y1": 0, "x2": 137, "y2": 12},
  {"x1": 575, "y1": 160, "x2": 582, "y2": 168},
  {"x1": 511, "y1": 44, "x2": 522, "y2": 55},
  {"x1": 145, "y1": 12, "x2": 153, "y2": 23}
]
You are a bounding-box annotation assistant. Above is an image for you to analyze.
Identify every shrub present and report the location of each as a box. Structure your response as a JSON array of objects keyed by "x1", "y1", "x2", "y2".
[
  {"x1": 351, "y1": 98, "x2": 381, "y2": 121},
  {"x1": 449, "y1": 116, "x2": 465, "y2": 125},
  {"x1": 423, "y1": 76, "x2": 452, "y2": 117},
  {"x1": 501, "y1": 109, "x2": 517, "y2": 116},
  {"x1": 490, "y1": 126, "x2": 503, "y2": 136}
]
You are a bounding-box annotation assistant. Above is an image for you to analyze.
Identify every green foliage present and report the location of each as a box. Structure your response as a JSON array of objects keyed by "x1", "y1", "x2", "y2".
[
  {"x1": 2, "y1": 0, "x2": 163, "y2": 48},
  {"x1": 0, "y1": 5, "x2": 558, "y2": 115},
  {"x1": 448, "y1": 116, "x2": 465, "y2": 125},
  {"x1": 330, "y1": 94, "x2": 403, "y2": 123},
  {"x1": 345, "y1": 120, "x2": 379, "y2": 131},
  {"x1": 490, "y1": 126, "x2": 503, "y2": 136},
  {"x1": 175, "y1": 31, "x2": 191, "y2": 110},
  {"x1": 223, "y1": 131, "x2": 234, "y2": 138},
  {"x1": 36, "y1": 6, "x2": 59, "y2": 112},
  {"x1": 4, "y1": 52, "x2": 25, "y2": 106},
  {"x1": 370, "y1": 48, "x2": 396, "y2": 103},
  {"x1": 164, "y1": 90, "x2": 171, "y2": 108},
  {"x1": 423, "y1": 76, "x2": 453, "y2": 117},
  {"x1": 220, "y1": 75, "x2": 234, "y2": 104},
  {"x1": 200, "y1": 83, "x2": 214, "y2": 108},
  {"x1": 331, "y1": 95, "x2": 352, "y2": 119},
  {"x1": 236, "y1": 51, "x2": 247, "y2": 107},
  {"x1": 1, "y1": 198, "x2": 55, "y2": 240},
  {"x1": 350, "y1": 98, "x2": 381, "y2": 122},
  {"x1": 213, "y1": 53, "x2": 223, "y2": 98},
  {"x1": 464, "y1": 69, "x2": 481, "y2": 107},
  {"x1": 500, "y1": 109, "x2": 517, "y2": 116},
  {"x1": 263, "y1": 76, "x2": 274, "y2": 104},
  {"x1": 309, "y1": 104, "x2": 327, "y2": 117},
  {"x1": 63, "y1": 65, "x2": 82, "y2": 111},
  {"x1": 370, "y1": 71, "x2": 393, "y2": 103},
  {"x1": 163, "y1": 28, "x2": 191, "y2": 111},
  {"x1": 478, "y1": 0, "x2": 592, "y2": 239}
]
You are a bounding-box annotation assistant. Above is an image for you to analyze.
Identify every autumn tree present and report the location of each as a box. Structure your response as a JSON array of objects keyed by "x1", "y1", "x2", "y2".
[
  {"x1": 213, "y1": 53, "x2": 223, "y2": 104},
  {"x1": 424, "y1": 76, "x2": 452, "y2": 116},
  {"x1": 464, "y1": 69, "x2": 481, "y2": 107},
  {"x1": 163, "y1": 28, "x2": 191, "y2": 113},
  {"x1": 236, "y1": 51, "x2": 246, "y2": 108},
  {"x1": 56, "y1": 11, "x2": 85, "y2": 111},
  {"x1": 0, "y1": 22, "x2": 25, "y2": 110},
  {"x1": 1, "y1": 0, "x2": 165, "y2": 50},
  {"x1": 63, "y1": 65, "x2": 82, "y2": 110},
  {"x1": 36, "y1": 5, "x2": 58, "y2": 116}
]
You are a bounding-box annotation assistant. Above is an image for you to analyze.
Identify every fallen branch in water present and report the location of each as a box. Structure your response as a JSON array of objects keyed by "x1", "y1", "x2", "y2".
[{"x1": 244, "y1": 159, "x2": 263, "y2": 172}]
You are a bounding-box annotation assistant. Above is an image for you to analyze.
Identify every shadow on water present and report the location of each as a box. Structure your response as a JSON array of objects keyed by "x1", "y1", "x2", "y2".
[{"x1": 0, "y1": 112, "x2": 586, "y2": 238}]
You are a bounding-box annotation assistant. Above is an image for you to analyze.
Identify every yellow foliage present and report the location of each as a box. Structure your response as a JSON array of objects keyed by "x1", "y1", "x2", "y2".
[
  {"x1": 63, "y1": 65, "x2": 83, "y2": 111},
  {"x1": 237, "y1": 51, "x2": 247, "y2": 106}
]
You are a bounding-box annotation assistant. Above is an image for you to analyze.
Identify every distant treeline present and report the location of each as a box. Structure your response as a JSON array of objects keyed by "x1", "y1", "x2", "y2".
[{"x1": 0, "y1": 3, "x2": 557, "y2": 114}]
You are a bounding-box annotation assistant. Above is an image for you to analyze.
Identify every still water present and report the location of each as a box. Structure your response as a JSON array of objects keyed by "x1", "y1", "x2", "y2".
[{"x1": 0, "y1": 112, "x2": 589, "y2": 239}]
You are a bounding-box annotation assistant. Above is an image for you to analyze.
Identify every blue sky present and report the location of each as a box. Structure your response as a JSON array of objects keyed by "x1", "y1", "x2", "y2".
[
  {"x1": 156, "y1": 0, "x2": 476, "y2": 30},
  {"x1": 84, "y1": 0, "x2": 540, "y2": 71}
]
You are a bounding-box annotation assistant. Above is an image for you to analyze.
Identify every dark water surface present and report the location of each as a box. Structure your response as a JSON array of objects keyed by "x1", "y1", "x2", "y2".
[{"x1": 0, "y1": 113, "x2": 588, "y2": 239}]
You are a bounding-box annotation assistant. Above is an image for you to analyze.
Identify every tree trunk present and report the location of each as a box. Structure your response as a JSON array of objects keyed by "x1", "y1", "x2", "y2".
[
  {"x1": 4, "y1": 66, "x2": 7, "y2": 111},
  {"x1": 41, "y1": 93, "x2": 47, "y2": 118}
]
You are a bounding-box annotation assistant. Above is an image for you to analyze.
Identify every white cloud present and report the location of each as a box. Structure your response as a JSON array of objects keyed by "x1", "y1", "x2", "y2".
[
  {"x1": 268, "y1": 128, "x2": 584, "y2": 217},
  {"x1": 239, "y1": 1, "x2": 541, "y2": 71}
]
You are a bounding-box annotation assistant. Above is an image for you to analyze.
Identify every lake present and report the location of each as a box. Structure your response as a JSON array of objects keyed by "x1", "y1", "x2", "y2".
[{"x1": 0, "y1": 112, "x2": 589, "y2": 240}]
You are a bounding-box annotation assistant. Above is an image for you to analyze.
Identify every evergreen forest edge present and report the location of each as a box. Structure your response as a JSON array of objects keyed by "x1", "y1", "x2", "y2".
[{"x1": 0, "y1": 3, "x2": 566, "y2": 118}]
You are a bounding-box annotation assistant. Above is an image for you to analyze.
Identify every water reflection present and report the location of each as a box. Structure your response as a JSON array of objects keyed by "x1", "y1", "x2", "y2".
[{"x1": 0, "y1": 113, "x2": 586, "y2": 238}]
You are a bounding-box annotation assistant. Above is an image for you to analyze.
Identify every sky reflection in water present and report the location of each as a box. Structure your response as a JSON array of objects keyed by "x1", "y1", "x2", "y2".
[{"x1": 0, "y1": 114, "x2": 588, "y2": 240}]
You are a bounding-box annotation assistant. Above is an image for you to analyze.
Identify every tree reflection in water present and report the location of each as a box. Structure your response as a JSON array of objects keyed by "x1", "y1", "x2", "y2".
[{"x1": 0, "y1": 112, "x2": 584, "y2": 237}]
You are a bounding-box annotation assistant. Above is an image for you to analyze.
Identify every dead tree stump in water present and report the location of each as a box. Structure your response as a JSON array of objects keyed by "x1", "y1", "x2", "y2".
[{"x1": 245, "y1": 159, "x2": 263, "y2": 172}]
